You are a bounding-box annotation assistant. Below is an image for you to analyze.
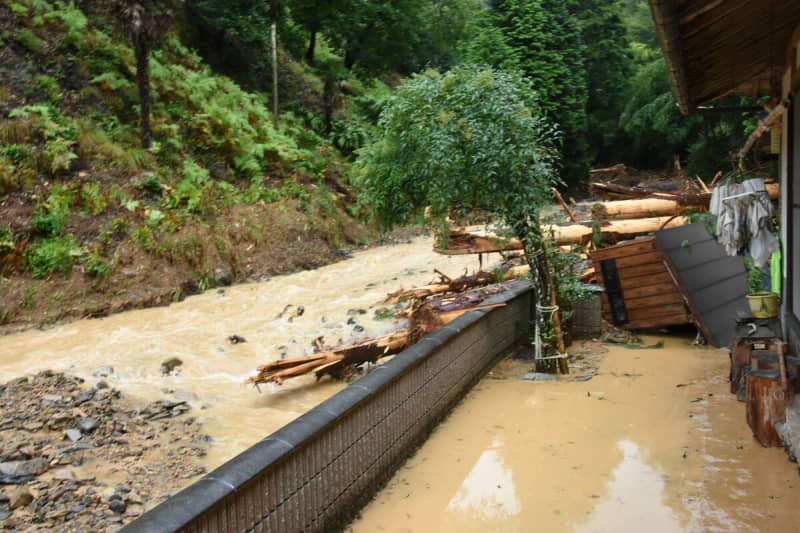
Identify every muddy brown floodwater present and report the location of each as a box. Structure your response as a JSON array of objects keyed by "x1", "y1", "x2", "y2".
[
  {"x1": 0, "y1": 238, "x2": 492, "y2": 477},
  {"x1": 350, "y1": 337, "x2": 800, "y2": 533}
]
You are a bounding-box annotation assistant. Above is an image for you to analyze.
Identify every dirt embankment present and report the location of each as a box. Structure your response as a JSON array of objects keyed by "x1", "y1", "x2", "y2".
[
  {"x1": 0, "y1": 190, "x2": 386, "y2": 335},
  {"x1": 0, "y1": 370, "x2": 210, "y2": 531}
]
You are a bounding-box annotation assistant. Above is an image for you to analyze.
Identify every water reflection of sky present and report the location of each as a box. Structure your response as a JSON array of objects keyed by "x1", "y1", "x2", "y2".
[
  {"x1": 576, "y1": 439, "x2": 683, "y2": 533},
  {"x1": 447, "y1": 437, "x2": 522, "y2": 520}
]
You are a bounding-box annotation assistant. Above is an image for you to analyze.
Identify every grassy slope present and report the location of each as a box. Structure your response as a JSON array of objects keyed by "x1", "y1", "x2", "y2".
[{"x1": 0, "y1": 0, "x2": 369, "y2": 332}]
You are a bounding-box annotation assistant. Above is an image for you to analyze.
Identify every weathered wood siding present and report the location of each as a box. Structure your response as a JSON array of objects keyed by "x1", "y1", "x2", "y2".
[{"x1": 591, "y1": 237, "x2": 689, "y2": 330}]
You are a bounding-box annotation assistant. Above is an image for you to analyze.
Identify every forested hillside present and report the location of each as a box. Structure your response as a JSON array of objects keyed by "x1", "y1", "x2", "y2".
[{"x1": 0, "y1": 0, "x2": 763, "y2": 330}]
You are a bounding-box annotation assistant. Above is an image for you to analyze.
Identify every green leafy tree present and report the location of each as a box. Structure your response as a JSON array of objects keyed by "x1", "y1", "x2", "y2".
[
  {"x1": 289, "y1": 0, "x2": 329, "y2": 64},
  {"x1": 355, "y1": 65, "x2": 559, "y2": 298},
  {"x1": 355, "y1": 65, "x2": 581, "y2": 368},
  {"x1": 622, "y1": 0, "x2": 659, "y2": 51},
  {"x1": 575, "y1": 0, "x2": 633, "y2": 164},
  {"x1": 619, "y1": 58, "x2": 699, "y2": 167},
  {"x1": 618, "y1": 57, "x2": 754, "y2": 175},
  {"x1": 463, "y1": 0, "x2": 590, "y2": 186}
]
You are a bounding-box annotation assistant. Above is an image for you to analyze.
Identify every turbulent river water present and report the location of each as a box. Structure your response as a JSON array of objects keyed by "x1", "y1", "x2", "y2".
[{"x1": 0, "y1": 237, "x2": 490, "y2": 470}]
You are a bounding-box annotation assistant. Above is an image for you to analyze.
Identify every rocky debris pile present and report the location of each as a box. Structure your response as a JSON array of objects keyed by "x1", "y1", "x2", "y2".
[{"x1": 0, "y1": 371, "x2": 211, "y2": 531}]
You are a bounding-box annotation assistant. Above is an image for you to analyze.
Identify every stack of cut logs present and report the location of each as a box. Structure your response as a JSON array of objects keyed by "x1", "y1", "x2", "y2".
[{"x1": 435, "y1": 179, "x2": 779, "y2": 254}]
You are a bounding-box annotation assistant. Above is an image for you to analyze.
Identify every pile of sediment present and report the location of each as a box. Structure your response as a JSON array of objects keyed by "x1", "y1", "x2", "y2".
[{"x1": 0, "y1": 371, "x2": 210, "y2": 531}]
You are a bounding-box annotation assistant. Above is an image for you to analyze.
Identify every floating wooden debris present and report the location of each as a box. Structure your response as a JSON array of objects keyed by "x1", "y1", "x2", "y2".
[
  {"x1": 589, "y1": 180, "x2": 779, "y2": 202},
  {"x1": 385, "y1": 266, "x2": 529, "y2": 304},
  {"x1": 249, "y1": 330, "x2": 412, "y2": 386},
  {"x1": 249, "y1": 281, "x2": 512, "y2": 388}
]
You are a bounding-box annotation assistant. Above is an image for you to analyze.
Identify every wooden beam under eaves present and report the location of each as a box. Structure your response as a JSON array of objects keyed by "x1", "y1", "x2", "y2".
[{"x1": 650, "y1": 0, "x2": 693, "y2": 114}]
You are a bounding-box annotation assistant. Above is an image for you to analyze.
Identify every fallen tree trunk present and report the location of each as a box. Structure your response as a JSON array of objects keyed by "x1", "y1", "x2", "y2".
[
  {"x1": 437, "y1": 216, "x2": 687, "y2": 254},
  {"x1": 249, "y1": 295, "x2": 508, "y2": 387},
  {"x1": 385, "y1": 266, "x2": 529, "y2": 303},
  {"x1": 590, "y1": 164, "x2": 626, "y2": 174},
  {"x1": 249, "y1": 330, "x2": 411, "y2": 386},
  {"x1": 590, "y1": 181, "x2": 779, "y2": 202},
  {"x1": 591, "y1": 198, "x2": 703, "y2": 220}
]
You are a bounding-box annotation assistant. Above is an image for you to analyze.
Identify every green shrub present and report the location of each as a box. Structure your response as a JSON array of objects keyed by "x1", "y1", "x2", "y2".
[
  {"x1": 33, "y1": 74, "x2": 60, "y2": 101},
  {"x1": 83, "y1": 251, "x2": 110, "y2": 278},
  {"x1": 0, "y1": 155, "x2": 19, "y2": 195},
  {"x1": 148, "y1": 46, "x2": 308, "y2": 178},
  {"x1": 30, "y1": 185, "x2": 72, "y2": 236},
  {"x1": 9, "y1": 2, "x2": 30, "y2": 17},
  {"x1": 90, "y1": 72, "x2": 133, "y2": 92},
  {"x1": 0, "y1": 228, "x2": 15, "y2": 256},
  {"x1": 9, "y1": 105, "x2": 78, "y2": 176},
  {"x1": 98, "y1": 216, "x2": 128, "y2": 244},
  {"x1": 146, "y1": 208, "x2": 165, "y2": 228},
  {"x1": 26, "y1": 235, "x2": 82, "y2": 277},
  {"x1": 48, "y1": 1, "x2": 87, "y2": 47},
  {"x1": 79, "y1": 182, "x2": 106, "y2": 215},
  {"x1": 164, "y1": 159, "x2": 210, "y2": 213},
  {"x1": 15, "y1": 28, "x2": 43, "y2": 52},
  {"x1": 135, "y1": 174, "x2": 164, "y2": 197},
  {"x1": 328, "y1": 116, "x2": 370, "y2": 157},
  {"x1": 131, "y1": 225, "x2": 160, "y2": 254}
]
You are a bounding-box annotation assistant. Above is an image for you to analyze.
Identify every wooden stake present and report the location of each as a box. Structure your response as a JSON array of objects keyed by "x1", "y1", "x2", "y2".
[
  {"x1": 696, "y1": 176, "x2": 710, "y2": 193},
  {"x1": 551, "y1": 187, "x2": 576, "y2": 222},
  {"x1": 548, "y1": 267, "x2": 569, "y2": 375}
]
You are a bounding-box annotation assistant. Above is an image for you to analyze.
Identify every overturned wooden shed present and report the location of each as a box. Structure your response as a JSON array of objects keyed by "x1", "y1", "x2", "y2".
[
  {"x1": 592, "y1": 224, "x2": 750, "y2": 348},
  {"x1": 591, "y1": 237, "x2": 689, "y2": 330}
]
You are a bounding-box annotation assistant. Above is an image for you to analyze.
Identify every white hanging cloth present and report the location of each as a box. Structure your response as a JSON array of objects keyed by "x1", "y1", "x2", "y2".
[{"x1": 709, "y1": 178, "x2": 779, "y2": 268}]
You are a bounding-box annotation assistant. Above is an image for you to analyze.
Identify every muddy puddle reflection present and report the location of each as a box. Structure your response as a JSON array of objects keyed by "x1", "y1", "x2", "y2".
[
  {"x1": 0, "y1": 237, "x2": 492, "y2": 472},
  {"x1": 351, "y1": 337, "x2": 800, "y2": 532},
  {"x1": 576, "y1": 439, "x2": 682, "y2": 533}
]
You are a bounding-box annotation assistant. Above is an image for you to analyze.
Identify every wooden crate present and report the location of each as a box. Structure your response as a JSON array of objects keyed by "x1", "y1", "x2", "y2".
[{"x1": 591, "y1": 237, "x2": 689, "y2": 330}]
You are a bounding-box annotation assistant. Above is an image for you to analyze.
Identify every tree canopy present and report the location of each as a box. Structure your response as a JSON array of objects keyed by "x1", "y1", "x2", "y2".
[{"x1": 354, "y1": 65, "x2": 558, "y2": 238}]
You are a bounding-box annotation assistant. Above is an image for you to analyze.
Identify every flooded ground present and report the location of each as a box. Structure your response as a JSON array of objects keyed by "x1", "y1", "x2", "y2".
[
  {"x1": 351, "y1": 337, "x2": 800, "y2": 533},
  {"x1": 0, "y1": 237, "x2": 490, "y2": 471}
]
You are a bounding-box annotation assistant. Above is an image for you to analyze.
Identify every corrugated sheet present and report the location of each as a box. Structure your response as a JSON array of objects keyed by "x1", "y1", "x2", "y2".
[
  {"x1": 655, "y1": 223, "x2": 750, "y2": 348},
  {"x1": 591, "y1": 237, "x2": 689, "y2": 330}
]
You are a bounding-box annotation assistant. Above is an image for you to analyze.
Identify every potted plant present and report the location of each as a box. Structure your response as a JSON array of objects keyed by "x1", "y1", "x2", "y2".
[{"x1": 745, "y1": 258, "x2": 779, "y2": 318}]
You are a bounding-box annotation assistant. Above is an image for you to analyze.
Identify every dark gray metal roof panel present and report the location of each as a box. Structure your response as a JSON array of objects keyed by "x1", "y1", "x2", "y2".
[
  {"x1": 678, "y1": 257, "x2": 746, "y2": 292},
  {"x1": 654, "y1": 224, "x2": 717, "y2": 250},
  {"x1": 655, "y1": 223, "x2": 749, "y2": 348},
  {"x1": 657, "y1": 238, "x2": 727, "y2": 271}
]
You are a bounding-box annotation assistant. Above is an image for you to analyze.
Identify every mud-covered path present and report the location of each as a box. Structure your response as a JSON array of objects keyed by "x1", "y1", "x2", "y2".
[{"x1": 350, "y1": 337, "x2": 800, "y2": 532}]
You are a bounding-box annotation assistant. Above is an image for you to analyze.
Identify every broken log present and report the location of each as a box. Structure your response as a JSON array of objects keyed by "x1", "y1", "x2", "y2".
[
  {"x1": 250, "y1": 290, "x2": 511, "y2": 387},
  {"x1": 386, "y1": 270, "x2": 497, "y2": 304},
  {"x1": 385, "y1": 266, "x2": 529, "y2": 303},
  {"x1": 590, "y1": 181, "x2": 779, "y2": 203},
  {"x1": 590, "y1": 198, "x2": 702, "y2": 220},
  {"x1": 551, "y1": 187, "x2": 576, "y2": 222},
  {"x1": 437, "y1": 216, "x2": 688, "y2": 254},
  {"x1": 738, "y1": 101, "x2": 787, "y2": 161},
  {"x1": 589, "y1": 164, "x2": 626, "y2": 174},
  {"x1": 249, "y1": 329, "x2": 411, "y2": 386}
]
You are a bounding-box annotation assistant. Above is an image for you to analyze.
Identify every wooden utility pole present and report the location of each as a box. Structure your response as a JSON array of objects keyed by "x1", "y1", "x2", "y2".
[{"x1": 270, "y1": 0, "x2": 279, "y2": 123}]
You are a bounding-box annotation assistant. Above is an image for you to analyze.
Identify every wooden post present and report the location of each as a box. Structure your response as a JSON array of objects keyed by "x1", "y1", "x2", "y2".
[{"x1": 546, "y1": 262, "x2": 569, "y2": 374}]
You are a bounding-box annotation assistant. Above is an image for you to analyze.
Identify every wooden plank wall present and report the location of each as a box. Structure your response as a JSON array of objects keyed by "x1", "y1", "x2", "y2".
[{"x1": 591, "y1": 237, "x2": 689, "y2": 330}]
